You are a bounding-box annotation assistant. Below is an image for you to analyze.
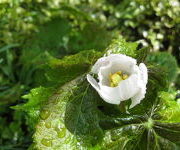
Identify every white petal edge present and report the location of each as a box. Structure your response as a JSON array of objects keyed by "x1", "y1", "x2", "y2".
[
  {"x1": 129, "y1": 63, "x2": 148, "y2": 108},
  {"x1": 105, "y1": 54, "x2": 137, "y2": 66},
  {"x1": 97, "y1": 54, "x2": 138, "y2": 85},
  {"x1": 91, "y1": 54, "x2": 137, "y2": 74},
  {"x1": 130, "y1": 83, "x2": 146, "y2": 109},
  {"x1": 87, "y1": 74, "x2": 100, "y2": 92},
  {"x1": 91, "y1": 57, "x2": 109, "y2": 74},
  {"x1": 139, "y1": 63, "x2": 148, "y2": 84}
]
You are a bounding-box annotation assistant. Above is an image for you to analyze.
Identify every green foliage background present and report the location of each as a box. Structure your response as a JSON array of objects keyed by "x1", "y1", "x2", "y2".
[{"x1": 0, "y1": 0, "x2": 179, "y2": 149}]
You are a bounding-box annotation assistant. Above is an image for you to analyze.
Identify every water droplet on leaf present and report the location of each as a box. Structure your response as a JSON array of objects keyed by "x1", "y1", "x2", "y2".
[
  {"x1": 40, "y1": 110, "x2": 51, "y2": 120},
  {"x1": 41, "y1": 138, "x2": 52, "y2": 147},
  {"x1": 45, "y1": 122, "x2": 51, "y2": 128},
  {"x1": 57, "y1": 128, "x2": 66, "y2": 138},
  {"x1": 55, "y1": 126, "x2": 66, "y2": 138}
]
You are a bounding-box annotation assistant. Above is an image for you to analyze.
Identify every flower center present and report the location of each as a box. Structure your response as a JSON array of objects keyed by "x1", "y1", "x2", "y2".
[{"x1": 109, "y1": 71, "x2": 129, "y2": 87}]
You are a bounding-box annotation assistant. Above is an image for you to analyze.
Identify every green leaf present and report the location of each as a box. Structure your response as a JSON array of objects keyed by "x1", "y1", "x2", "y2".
[
  {"x1": 33, "y1": 77, "x2": 143, "y2": 149},
  {"x1": 40, "y1": 50, "x2": 102, "y2": 87},
  {"x1": 0, "y1": 44, "x2": 19, "y2": 53},
  {"x1": 146, "y1": 52, "x2": 178, "y2": 82},
  {"x1": 18, "y1": 18, "x2": 71, "y2": 86},
  {"x1": 68, "y1": 23, "x2": 116, "y2": 53},
  {"x1": 105, "y1": 36, "x2": 138, "y2": 57},
  {"x1": 99, "y1": 90, "x2": 180, "y2": 150},
  {"x1": 12, "y1": 87, "x2": 54, "y2": 129},
  {"x1": 100, "y1": 108, "x2": 180, "y2": 150},
  {"x1": 14, "y1": 49, "x2": 102, "y2": 127},
  {"x1": 100, "y1": 117, "x2": 180, "y2": 150},
  {"x1": 97, "y1": 57, "x2": 179, "y2": 150},
  {"x1": 31, "y1": 59, "x2": 178, "y2": 150},
  {"x1": 158, "y1": 91, "x2": 180, "y2": 123},
  {"x1": 136, "y1": 47, "x2": 149, "y2": 63},
  {"x1": 32, "y1": 77, "x2": 104, "y2": 149},
  {"x1": 21, "y1": 18, "x2": 71, "y2": 57},
  {"x1": 17, "y1": 37, "x2": 180, "y2": 149}
]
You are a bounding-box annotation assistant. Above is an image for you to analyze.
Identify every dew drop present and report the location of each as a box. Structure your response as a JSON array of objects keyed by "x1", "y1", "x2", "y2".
[
  {"x1": 41, "y1": 138, "x2": 52, "y2": 147},
  {"x1": 45, "y1": 122, "x2": 51, "y2": 129},
  {"x1": 40, "y1": 110, "x2": 50, "y2": 120},
  {"x1": 55, "y1": 126, "x2": 66, "y2": 138},
  {"x1": 57, "y1": 128, "x2": 66, "y2": 138}
]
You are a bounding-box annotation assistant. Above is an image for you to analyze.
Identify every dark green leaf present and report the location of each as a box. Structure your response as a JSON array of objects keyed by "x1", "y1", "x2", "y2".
[
  {"x1": 136, "y1": 47, "x2": 149, "y2": 63},
  {"x1": 15, "y1": 38, "x2": 180, "y2": 150},
  {"x1": 68, "y1": 23, "x2": 116, "y2": 53},
  {"x1": 32, "y1": 76, "x2": 105, "y2": 149},
  {"x1": 41, "y1": 50, "x2": 102, "y2": 87},
  {"x1": 146, "y1": 52, "x2": 178, "y2": 82}
]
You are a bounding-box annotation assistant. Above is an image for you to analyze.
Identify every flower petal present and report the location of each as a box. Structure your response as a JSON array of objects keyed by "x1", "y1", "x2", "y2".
[
  {"x1": 87, "y1": 74, "x2": 100, "y2": 92},
  {"x1": 105, "y1": 54, "x2": 136, "y2": 63},
  {"x1": 130, "y1": 85, "x2": 146, "y2": 108},
  {"x1": 87, "y1": 74, "x2": 121, "y2": 104},
  {"x1": 129, "y1": 63, "x2": 148, "y2": 108},
  {"x1": 118, "y1": 74, "x2": 141, "y2": 100},
  {"x1": 91, "y1": 57, "x2": 110, "y2": 74},
  {"x1": 88, "y1": 54, "x2": 148, "y2": 108},
  {"x1": 97, "y1": 54, "x2": 137, "y2": 86},
  {"x1": 98, "y1": 74, "x2": 141, "y2": 104},
  {"x1": 139, "y1": 63, "x2": 148, "y2": 84},
  {"x1": 91, "y1": 54, "x2": 137, "y2": 74},
  {"x1": 98, "y1": 62, "x2": 113, "y2": 86},
  {"x1": 98, "y1": 85, "x2": 123, "y2": 104},
  {"x1": 103, "y1": 54, "x2": 137, "y2": 74}
]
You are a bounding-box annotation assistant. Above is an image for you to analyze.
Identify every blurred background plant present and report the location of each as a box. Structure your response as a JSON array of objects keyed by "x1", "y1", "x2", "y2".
[{"x1": 0, "y1": 0, "x2": 179, "y2": 149}]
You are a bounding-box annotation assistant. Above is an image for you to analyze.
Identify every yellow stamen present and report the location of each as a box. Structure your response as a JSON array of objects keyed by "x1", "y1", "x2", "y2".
[
  {"x1": 109, "y1": 71, "x2": 129, "y2": 87},
  {"x1": 110, "y1": 72, "x2": 123, "y2": 87},
  {"x1": 110, "y1": 82, "x2": 115, "y2": 87}
]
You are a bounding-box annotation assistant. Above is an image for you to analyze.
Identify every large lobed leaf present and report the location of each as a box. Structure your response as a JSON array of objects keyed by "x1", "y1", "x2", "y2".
[
  {"x1": 33, "y1": 77, "x2": 105, "y2": 149},
  {"x1": 16, "y1": 38, "x2": 180, "y2": 150},
  {"x1": 30, "y1": 72, "x2": 180, "y2": 150}
]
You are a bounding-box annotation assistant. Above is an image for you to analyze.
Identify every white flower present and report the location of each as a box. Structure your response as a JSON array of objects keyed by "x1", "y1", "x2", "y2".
[{"x1": 87, "y1": 54, "x2": 148, "y2": 108}]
